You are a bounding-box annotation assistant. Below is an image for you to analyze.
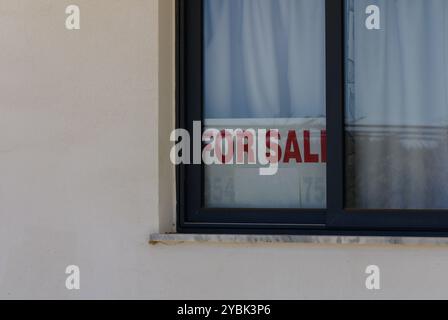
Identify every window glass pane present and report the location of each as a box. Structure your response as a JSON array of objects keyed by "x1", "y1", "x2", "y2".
[
  {"x1": 203, "y1": 0, "x2": 326, "y2": 208},
  {"x1": 345, "y1": 0, "x2": 448, "y2": 209}
]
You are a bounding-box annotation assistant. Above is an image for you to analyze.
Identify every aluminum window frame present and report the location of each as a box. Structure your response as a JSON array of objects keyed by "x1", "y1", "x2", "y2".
[{"x1": 176, "y1": 0, "x2": 448, "y2": 236}]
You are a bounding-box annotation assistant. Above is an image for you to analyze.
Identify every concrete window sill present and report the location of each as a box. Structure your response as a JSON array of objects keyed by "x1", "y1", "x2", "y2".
[{"x1": 149, "y1": 233, "x2": 448, "y2": 247}]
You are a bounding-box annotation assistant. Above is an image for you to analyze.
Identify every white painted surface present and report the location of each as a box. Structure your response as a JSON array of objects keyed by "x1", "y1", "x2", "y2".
[{"x1": 1, "y1": 0, "x2": 448, "y2": 299}]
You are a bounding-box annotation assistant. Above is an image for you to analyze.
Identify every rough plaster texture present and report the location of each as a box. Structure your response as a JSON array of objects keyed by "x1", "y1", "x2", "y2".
[{"x1": 1, "y1": 0, "x2": 448, "y2": 300}]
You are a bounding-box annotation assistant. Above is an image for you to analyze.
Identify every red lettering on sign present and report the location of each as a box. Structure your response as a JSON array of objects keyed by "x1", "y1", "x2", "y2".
[
  {"x1": 321, "y1": 130, "x2": 327, "y2": 163},
  {"x1": 284, "y1": 130, "x2": 302, "y2": 163},
  {"x1": 304, "y1": 130, "x2": 319, "y2": 163}
]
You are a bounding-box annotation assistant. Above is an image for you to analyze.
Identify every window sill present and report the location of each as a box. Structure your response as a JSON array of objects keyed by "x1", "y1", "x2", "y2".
[{"x1": 149, "y1": 233, "x2": 448, "y2": 247}]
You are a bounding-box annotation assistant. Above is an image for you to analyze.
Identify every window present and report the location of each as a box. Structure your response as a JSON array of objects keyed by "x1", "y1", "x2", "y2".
[
  {"x1": 204, "y1": 0, "x2": 326, "y2": 209},
  {"x1": 177, "y1": 0, "x2": 448, "y2": 236},
  {"x1": 345, "y1": 0, "x2": 448, "y2": 210}
]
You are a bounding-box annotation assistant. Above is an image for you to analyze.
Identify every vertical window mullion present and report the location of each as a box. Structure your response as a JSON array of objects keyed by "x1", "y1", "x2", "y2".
[{"x1": 325, "y1": 0, "x2": 345, "y2": 225}]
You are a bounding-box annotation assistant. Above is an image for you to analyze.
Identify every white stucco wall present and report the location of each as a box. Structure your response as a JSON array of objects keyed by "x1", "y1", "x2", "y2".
[{"x1": 1, "y1": 0, "x2": 448, "y2": 300}]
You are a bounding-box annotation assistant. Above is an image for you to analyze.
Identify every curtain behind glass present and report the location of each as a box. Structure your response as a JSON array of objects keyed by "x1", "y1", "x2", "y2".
[
  {"x1": 204, "y1": 0, "x2": 326, "y2": 209},
  {"x1": 346, "y1": 0, "x2": 448, "y2": 209},
  {"x1": 204, "y1": 0, "x2": 326, "y2": 119}
]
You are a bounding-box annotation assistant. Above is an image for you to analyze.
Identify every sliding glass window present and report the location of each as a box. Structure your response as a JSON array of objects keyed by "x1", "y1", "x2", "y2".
[
  {"x1": 345, "y1": 0, "x2": 448, "y2": 209},
  {"x1": 177, "y1": 0, "x2": 448, "y2": 235},
  {"x1": 204, "y1": 0, "x2": 327, "y2": 209}
]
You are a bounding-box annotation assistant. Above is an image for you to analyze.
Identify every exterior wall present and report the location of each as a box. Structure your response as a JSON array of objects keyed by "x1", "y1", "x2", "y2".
[{"x1": 0, "y1": 0, "x2": 448, "y2": 299}]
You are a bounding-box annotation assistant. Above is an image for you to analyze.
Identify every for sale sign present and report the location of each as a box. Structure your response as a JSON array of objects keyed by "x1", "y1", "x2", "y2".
[{"x1": 203, "y1": 118, "x2": 326, "y2": 209}]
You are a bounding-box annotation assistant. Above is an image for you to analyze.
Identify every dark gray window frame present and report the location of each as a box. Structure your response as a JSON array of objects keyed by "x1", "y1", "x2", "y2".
[{"x1": 176, "y1": 0, "x2": 448, "y2": 237}]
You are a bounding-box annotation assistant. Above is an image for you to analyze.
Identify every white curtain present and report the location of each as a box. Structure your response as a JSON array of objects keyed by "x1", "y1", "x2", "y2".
[
  {"x1": 346, "y1": 0, "x2": 448, "y2": 208},
  {"x1": 204, "y1": 0, "x2": 326, "y2": 119}
]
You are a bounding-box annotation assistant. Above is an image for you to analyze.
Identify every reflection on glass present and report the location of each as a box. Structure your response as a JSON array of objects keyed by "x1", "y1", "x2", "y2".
[
  {"x1": 345, "y1": 0, "x2": 448, "y2": 209},
  {"x1": 204, "y1": 0, "x2": 326, "y2": 208}
]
